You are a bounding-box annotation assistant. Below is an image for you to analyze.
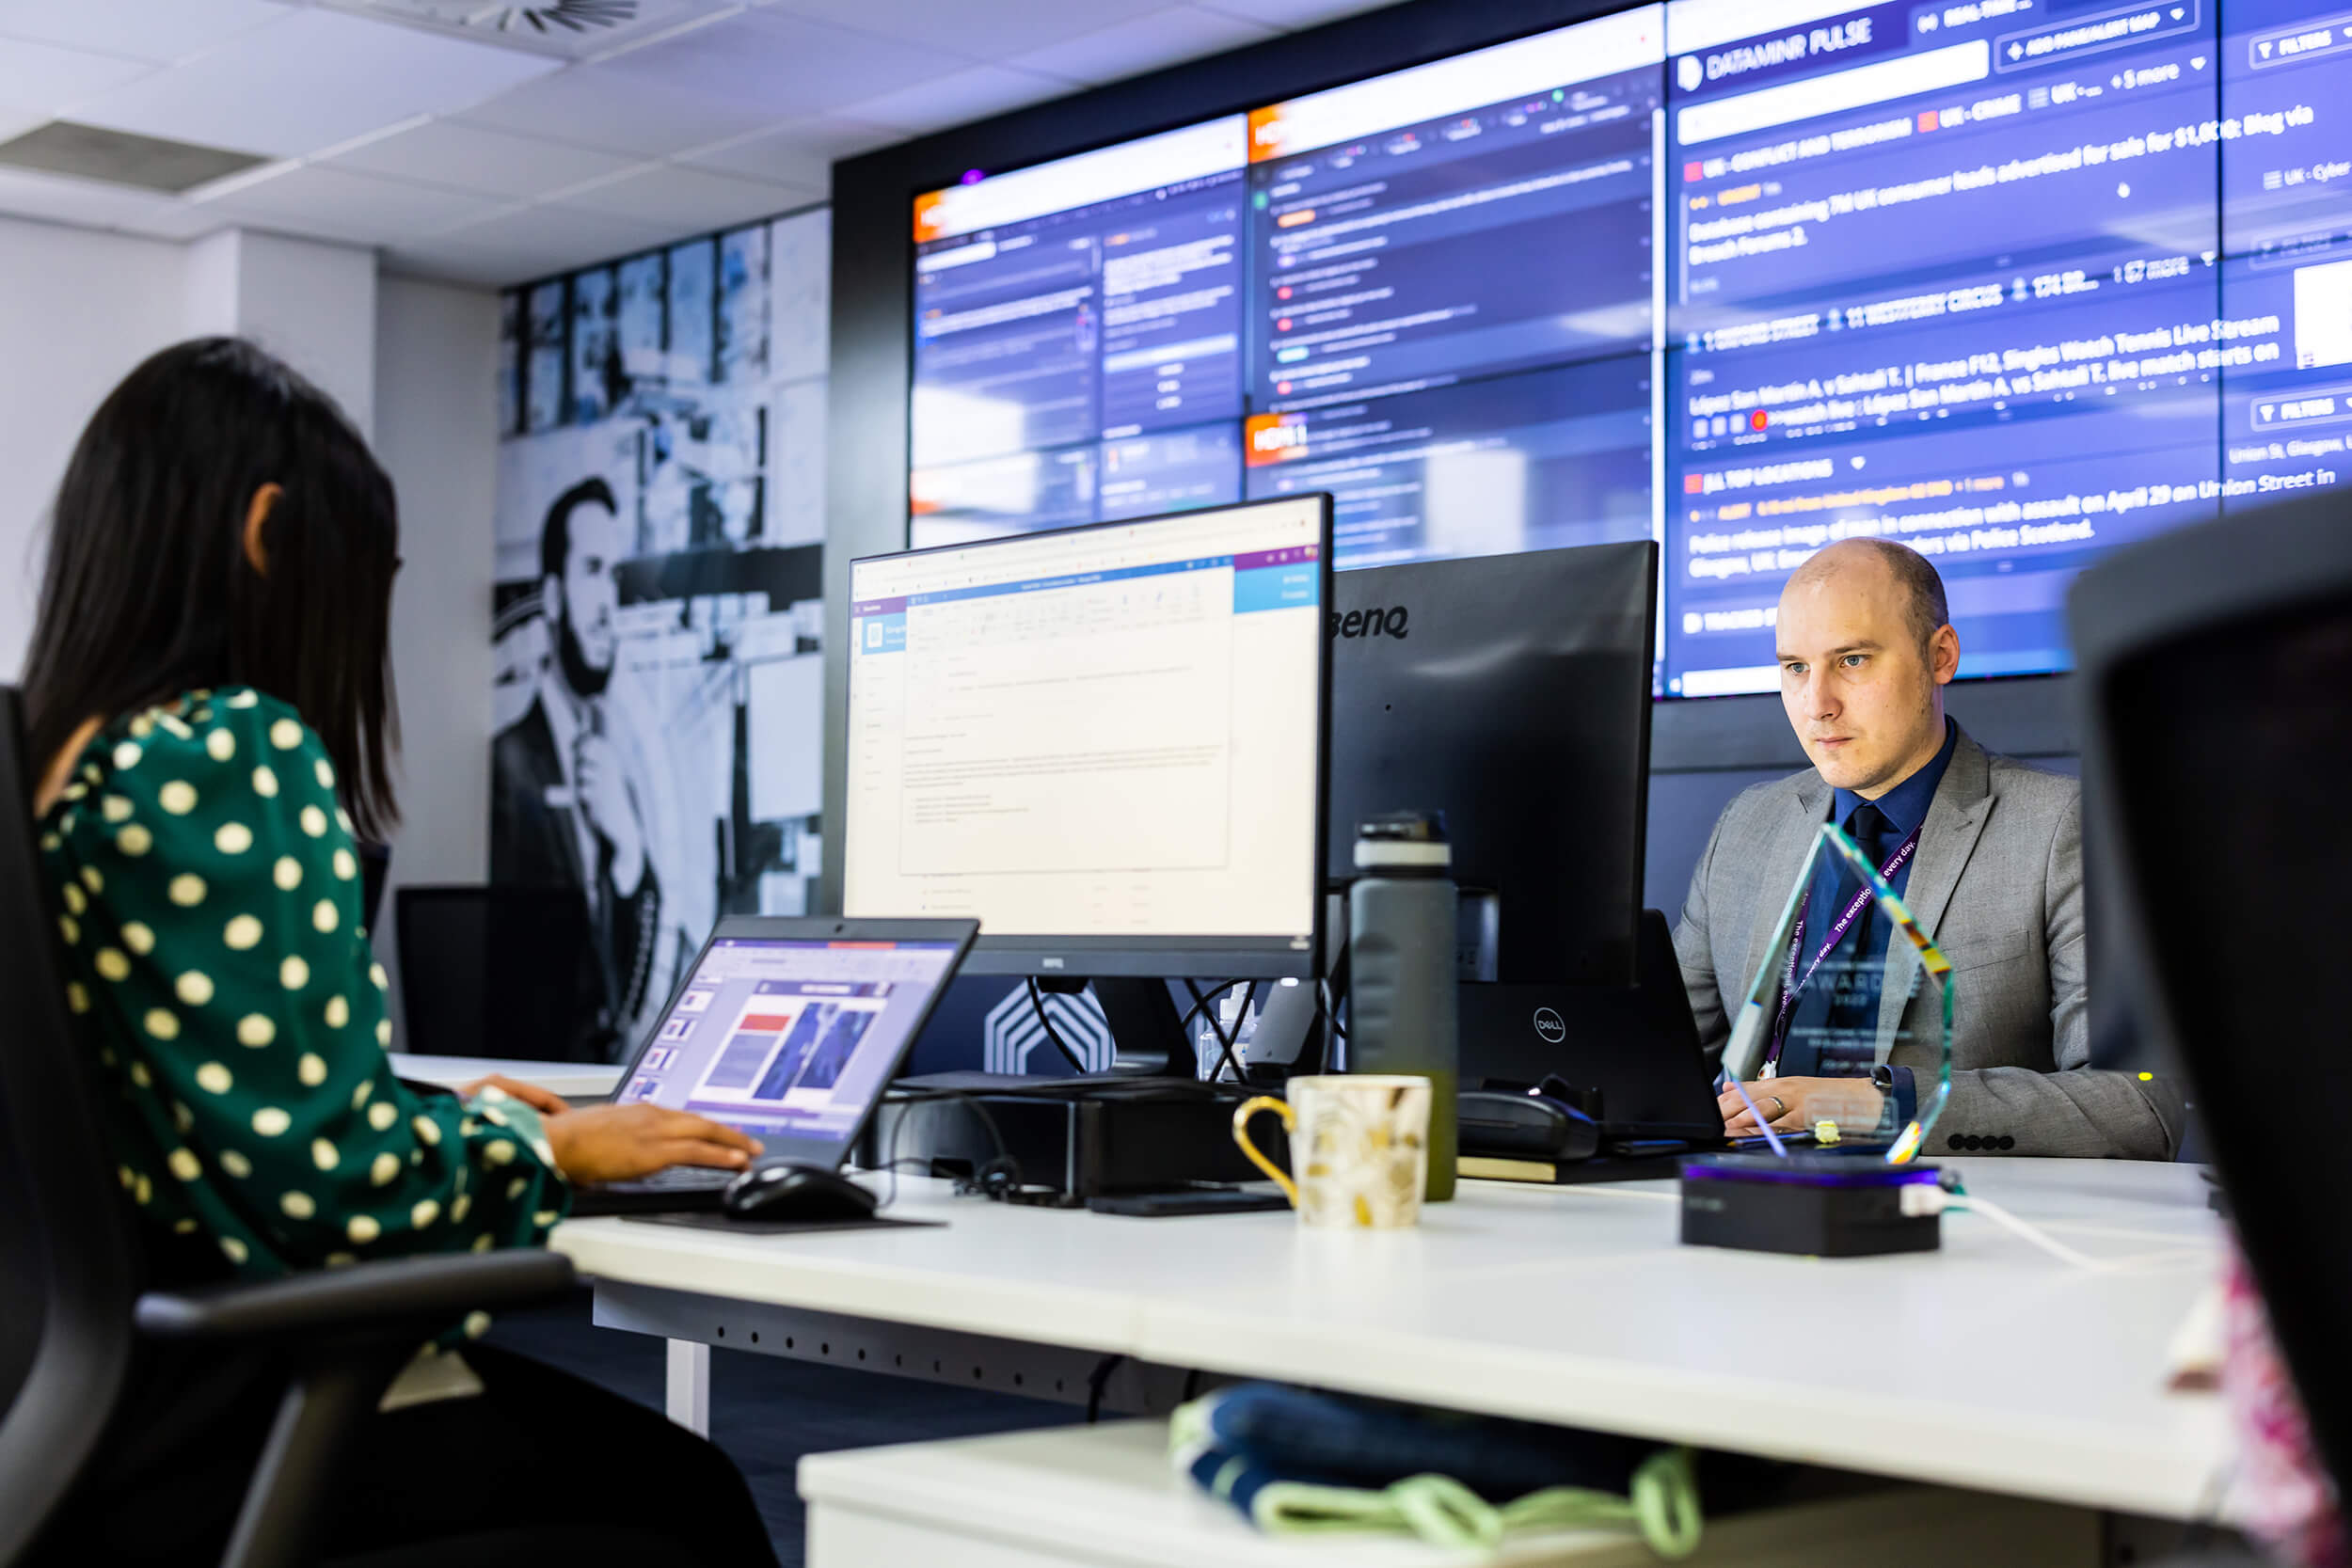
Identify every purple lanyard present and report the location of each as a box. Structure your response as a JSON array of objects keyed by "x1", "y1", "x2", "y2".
[{"x1": 1767, "y1": 820, "x2": 1925, "y2": 1063}]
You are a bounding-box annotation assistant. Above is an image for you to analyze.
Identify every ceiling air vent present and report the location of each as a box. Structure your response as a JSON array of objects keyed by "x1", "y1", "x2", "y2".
[
  {"x1": 0, "y1": 122, "x2": 267, "y2": 194},
  {"x1": 309, "y1": 0, "x2": 736, "y2": 58}
]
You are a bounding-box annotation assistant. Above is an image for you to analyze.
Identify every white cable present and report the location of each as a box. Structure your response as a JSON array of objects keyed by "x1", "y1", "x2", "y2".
[{"x1": 1950, "y1": 1193, "x2": 2107, "y2": 1272}]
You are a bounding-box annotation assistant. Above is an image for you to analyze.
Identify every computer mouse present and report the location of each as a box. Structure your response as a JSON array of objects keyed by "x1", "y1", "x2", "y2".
[
  {"x1": 1457, "y1": 1090, "x2": 1600, "y2": 1162},
  {"x1": 721, "y1": 1160, "x2": 880, "y2": 1222}
]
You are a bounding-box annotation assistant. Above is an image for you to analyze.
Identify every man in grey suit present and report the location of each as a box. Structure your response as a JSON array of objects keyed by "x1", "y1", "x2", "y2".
[{"x1": 1674, "y1": 539, "x2": 2177, "y2": 1159}]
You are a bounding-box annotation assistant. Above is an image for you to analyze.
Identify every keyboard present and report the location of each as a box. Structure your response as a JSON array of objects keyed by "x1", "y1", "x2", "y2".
[{"x1": 569, "y1": 1164, "x2": 735, "y2": 1218}]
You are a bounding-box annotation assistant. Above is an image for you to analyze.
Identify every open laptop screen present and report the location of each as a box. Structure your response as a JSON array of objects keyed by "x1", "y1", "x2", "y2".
[{"x1": 615, "y1": 936, "x2": 962, "y2": 1156}]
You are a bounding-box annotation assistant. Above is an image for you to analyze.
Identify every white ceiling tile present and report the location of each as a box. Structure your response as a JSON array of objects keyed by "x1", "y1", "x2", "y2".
[
  {"x1": 0, "y1": 0, "x2": 284, "y2": 65},
  {"x1": 596, "y1": 9, "x2": 979, "y2": 119},
  {"x1": 0, "y1": 37, "x2": 156, "y2": 119},
  {"x1": 834, "y1": 64, "x2": 1078, "y2": 135},
  {"x1": 675, "y1": 116, "x2": 897, "y2": 185},
  {"x1": 197, "y1": 163, "x2": 508, "y2": 246},
  {"x1": 1193, "y1": 0, "x2": 1396, "y2": 29},
  {"x1": 454, "y1": 68, "x2": 784, "y2": 159},
  {"x1": 326, "y1": 119, "x2": 640, "y2": 200},
  {"x1": 757, "y1": 0, "x2": 1184, "y2": 62},
  {"x1": 72, "y1": 8, "x2": 561, "y2": 159},
  {"x1": 1007, "y1": 6, "x2": 1279, "y2": 88},
  {"x1": 560, "y1": 162, "x2": 816, "y2": 232},
  {"x1": 431, "y1": 198, "x2": 688, "y2": 279},
  {"x1": 0, "y1": 163, "x2": 181, "y2": 230}
]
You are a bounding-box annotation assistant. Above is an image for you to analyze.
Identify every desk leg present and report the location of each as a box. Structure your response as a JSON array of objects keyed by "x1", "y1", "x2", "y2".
[{"x1": 666, "y1": 1338, "x2": 711, "y2": 1436}]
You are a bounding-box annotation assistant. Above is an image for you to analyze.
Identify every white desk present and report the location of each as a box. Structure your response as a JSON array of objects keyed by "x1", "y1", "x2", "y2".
[
  {"x1": 389, "y1": 1053, "x2": 622, "y2": 1100},
  {"x1": 551, "y1": 1158, "x2": 2233, "y2": 1522},
  {"x1": 802, "y1": 1418, "x2": 2107, "y2": 1568}
]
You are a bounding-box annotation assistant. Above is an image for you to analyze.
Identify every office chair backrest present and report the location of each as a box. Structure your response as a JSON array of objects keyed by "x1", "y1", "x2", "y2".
[
  {"x1": 0, "y1": 688, "x2": 140, "y2": 1562},
  {"x1": 2070, "y1": 492, "x2": 2352, "y2": 1498},
  {"x1": 358, "y1": 842, "x2": 390, "y2": 935},
  {"x1": 397, "y1": 884, "x2": 601, "y2": 1062}
]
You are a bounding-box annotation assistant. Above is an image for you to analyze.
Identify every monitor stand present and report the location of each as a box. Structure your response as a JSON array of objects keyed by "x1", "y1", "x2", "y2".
[{"x1": 1034, "y1": 975, "x2": 1193, "y2": 1079}]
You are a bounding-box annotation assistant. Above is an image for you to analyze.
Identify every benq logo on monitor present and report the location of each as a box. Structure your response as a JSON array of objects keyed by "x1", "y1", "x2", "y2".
[
  {"x1": 1533, "y1": 1007, "x2": 1566, "y2": 1045},
  {"x1": 1328, "y1": 605, "x2": 1409, "y2": 641}
]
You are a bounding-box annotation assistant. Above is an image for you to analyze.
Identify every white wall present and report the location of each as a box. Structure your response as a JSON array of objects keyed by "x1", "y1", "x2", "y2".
[
  {"x1": 0, "y1": 214, "x2": 503, "y2": 1045},
  {"x1": 0, "y1": 216, "x2": 191, "y2": 679},
  {"x1": 186, "y1": 229, "x2": 379, "y2": 436},
  {"x1": 371, "y1": 276, "x2": 500, "y2": 1042}
]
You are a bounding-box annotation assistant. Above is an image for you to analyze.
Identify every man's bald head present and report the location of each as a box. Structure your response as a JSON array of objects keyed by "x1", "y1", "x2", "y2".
[
  {"x1": 1782, "y1": 539, "x2": 1949, "y2": 657},
  {"x1": 1774, "y1": 538, "x2": 1960, "y2": 798}
]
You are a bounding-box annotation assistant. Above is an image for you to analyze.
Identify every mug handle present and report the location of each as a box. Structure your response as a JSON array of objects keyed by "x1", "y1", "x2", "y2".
[{"x1": 1232, "y1": 1096, "x2": 1298, "y2": 1208}]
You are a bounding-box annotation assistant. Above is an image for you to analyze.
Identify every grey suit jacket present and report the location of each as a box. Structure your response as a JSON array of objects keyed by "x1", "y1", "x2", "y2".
[{"x1": 1672, "y1": 726, "x2": 2179, "y2": 1159}]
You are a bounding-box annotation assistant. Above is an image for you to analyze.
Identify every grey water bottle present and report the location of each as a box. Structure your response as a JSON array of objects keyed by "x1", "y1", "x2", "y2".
[{"x1": 1346, "y1": 812, "x2": 1458, "y2": 1201}]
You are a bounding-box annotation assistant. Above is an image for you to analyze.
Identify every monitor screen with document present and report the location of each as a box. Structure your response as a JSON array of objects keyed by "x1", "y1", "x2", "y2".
[{"x1": 845, "y1": 494, "x2": 1331, "y2": 978}]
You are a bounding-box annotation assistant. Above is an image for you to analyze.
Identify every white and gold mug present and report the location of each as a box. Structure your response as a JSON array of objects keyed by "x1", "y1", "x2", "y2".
[{"x1": 1232, "y1": 1074, "x2": 1431, "y2": 1228}]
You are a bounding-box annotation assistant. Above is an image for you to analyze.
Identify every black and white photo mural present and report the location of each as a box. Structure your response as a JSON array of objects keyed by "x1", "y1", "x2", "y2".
[{"x1": 492, "y1": 206, "x2": 830, "y2": 1062}]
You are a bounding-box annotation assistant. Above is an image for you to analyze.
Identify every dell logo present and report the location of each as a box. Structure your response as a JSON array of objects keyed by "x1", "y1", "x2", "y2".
[
  {"x1": 1328, "y1": 605, "x2": 1409, "y2": 641},
  {"x1": 1532, "y1": 1007, "x2": 1566, "y2": 1044}
]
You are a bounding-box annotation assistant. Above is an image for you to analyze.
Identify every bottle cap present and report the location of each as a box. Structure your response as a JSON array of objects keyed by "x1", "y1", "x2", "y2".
[{"x1": 1354, "y1": 811, "x2": 1451, "y2": 870}]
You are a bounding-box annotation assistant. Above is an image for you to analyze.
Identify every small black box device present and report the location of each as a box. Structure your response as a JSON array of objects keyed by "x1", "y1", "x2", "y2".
[
  {"x1": 866, "y1": 1077, "x2": 1284, "y2": 1197},
  {"x1": 1678, "y1": 1154, "x2": 1943, "y2": 1258}
]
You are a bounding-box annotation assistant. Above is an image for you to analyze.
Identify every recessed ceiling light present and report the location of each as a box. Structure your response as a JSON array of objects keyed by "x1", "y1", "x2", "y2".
[{"x1": 0, "y1": 121, "x2": 268, "y2": 194}]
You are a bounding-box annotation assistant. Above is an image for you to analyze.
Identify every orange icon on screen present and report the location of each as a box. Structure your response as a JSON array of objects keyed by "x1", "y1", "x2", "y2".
[
  {"x1": 1246, "y1": 413, "x2": 1304, "y2": 467},
  {"x1": 913, "y1": 188, "x2": 947, "y2": 244},
  {"x1": 1248, "y1": 104, "x2": 1288, "y2": 162},
  {"x1": 1749, "y1": 410, "x2": 1770, "y2": 431}
]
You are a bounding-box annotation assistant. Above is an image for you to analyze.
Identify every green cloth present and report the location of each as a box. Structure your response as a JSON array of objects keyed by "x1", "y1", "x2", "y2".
[
  {"x1": 37, "y1": 687, "x2": 570, "y2": 1299},
  {"x1": 1168, "y1": 1397, "x2": 1704, "y2": 1559}
]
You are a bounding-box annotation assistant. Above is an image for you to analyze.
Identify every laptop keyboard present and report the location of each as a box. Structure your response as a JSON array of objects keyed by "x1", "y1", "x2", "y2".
[{"x1": 629, "y1": 1166, "x2": 734, "y2": 1192}]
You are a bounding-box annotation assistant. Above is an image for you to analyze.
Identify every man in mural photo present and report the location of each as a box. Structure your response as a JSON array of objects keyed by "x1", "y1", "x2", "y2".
[{"x1": 493, "y1": 477, "x2": 664, "y2": 1057}]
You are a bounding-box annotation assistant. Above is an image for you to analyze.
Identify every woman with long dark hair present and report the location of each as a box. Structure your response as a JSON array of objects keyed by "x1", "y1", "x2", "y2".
[{"x1": 22, "y1": 339, "x2": 780, "y2": 1566}]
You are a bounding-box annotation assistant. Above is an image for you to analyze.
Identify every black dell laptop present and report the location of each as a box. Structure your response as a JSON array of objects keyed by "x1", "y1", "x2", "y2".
[
  {"x1": 569, "y1": 915, "x2": 978, "y2": 1217},
  {"x1": 1458, "y1": 910, "x2": 1728, "y2": 1148}
]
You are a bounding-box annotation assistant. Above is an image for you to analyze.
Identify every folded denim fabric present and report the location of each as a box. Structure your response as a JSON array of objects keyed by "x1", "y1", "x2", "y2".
[
  {"x1": 1197, "y1": 1383, "x2": 1658, "y2": 1497},
  {"x1": 1168, "y1": 1386, "x2": 1704, "y2": 1559}
]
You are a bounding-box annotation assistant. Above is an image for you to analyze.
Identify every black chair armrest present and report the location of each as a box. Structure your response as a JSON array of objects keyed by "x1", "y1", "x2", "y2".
[{"x1": 134, "y1": 1250, "x2": 574, "y2": 1342}]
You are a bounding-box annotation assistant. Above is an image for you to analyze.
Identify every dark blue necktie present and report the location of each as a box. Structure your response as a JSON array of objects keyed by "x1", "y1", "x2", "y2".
[{"x1": 1779, "y1": 801, "x2": 1894, "y2": 1078}]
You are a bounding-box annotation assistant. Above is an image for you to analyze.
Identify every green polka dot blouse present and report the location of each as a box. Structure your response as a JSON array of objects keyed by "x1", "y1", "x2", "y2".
[{"x1": 37, "y1": 687, "x2": 570, "y2": 1278}]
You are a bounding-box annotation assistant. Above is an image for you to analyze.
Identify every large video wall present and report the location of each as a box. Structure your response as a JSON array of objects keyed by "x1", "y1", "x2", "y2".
[{"x1": 905, "y1": 0, "x2": 2349, "y2": 696}]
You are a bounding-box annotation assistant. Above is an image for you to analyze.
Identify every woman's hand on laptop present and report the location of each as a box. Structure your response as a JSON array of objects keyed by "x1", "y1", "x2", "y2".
[
  {"x1": 459, "y1": 1074, "x2": 572, "y2": 1118},
  {"x1": 546, "y1": 1104, "x2": 765, "y2": 1186}
]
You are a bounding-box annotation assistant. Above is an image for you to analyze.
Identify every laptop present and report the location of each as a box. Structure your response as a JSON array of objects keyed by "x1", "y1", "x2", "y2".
[
  {"x1": 568, "y1": 915, "x2": 978, "y2": 1217},
  {"x1": 1456, "y1": 911, "x2": 1727, "y2": 1148}
]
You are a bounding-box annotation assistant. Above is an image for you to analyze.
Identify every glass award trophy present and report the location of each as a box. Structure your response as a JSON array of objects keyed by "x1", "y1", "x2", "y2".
[{"x1": 1716, "y1": 820, "x2": 1954, "y2": 1164}]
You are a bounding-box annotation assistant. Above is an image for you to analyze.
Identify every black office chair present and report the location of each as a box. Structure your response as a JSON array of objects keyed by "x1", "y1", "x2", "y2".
[
  {"x1": 396, "y1": 885, "x2": 608, "y2": 1062},
  {"x1": 0, "y1": 687, "x2": 575, "y2": 1568},
  {"x1": 2071, "y1": 491, "x2": 2352, "y2": 1505},
  {"x1": 358, "y1": 842, "x2": 391, "y2": 936}
]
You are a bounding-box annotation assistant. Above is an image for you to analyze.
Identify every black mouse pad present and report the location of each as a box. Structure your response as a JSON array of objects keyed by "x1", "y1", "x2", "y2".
[{"x1": 621, "y1": 1212, "x2": 943, "y2": 1237}]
